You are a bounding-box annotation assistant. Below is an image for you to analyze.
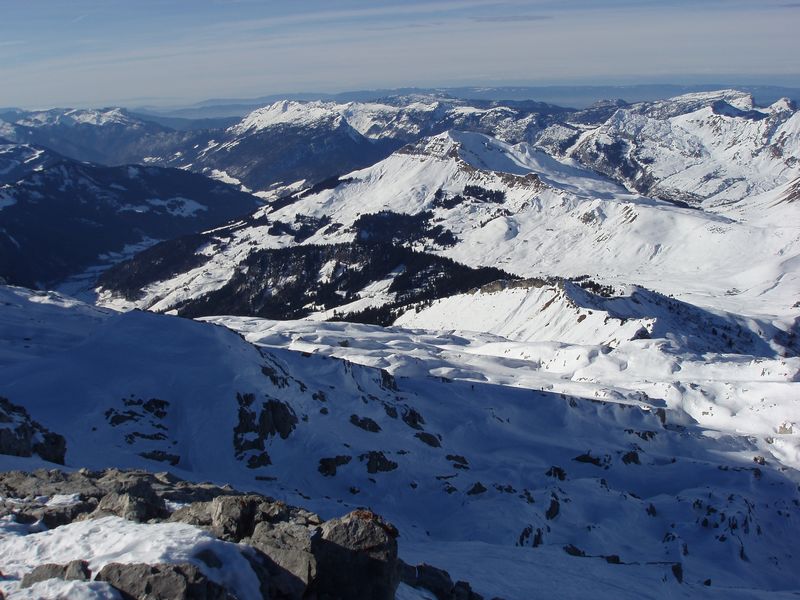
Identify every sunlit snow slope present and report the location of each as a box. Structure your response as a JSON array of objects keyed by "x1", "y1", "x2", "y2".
[{"x1": 2, "y1": 286, "x2": 799, "y2": 598}]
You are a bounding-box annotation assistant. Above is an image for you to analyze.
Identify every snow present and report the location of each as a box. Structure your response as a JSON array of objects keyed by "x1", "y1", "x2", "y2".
[
  {"x1": 15, "y1": 108, "x2": 135, "y2": 129},
  {"x1": 101, "y1": 122, "x2": 800, "y2": 338},
  {"x1": 8, "y1": 580, "x2": 121, "y2": 600},
  {"x1": 207, "y1": 314, "x2": 800, "y2": 469},
  {"x1": 0, "y1": 190, "x2": 16, "y2": 210},
  {"x1": 45, "y1": 493, "x2": 83, "y2": 507},
  {"x1": 145, "y1": 196, "x2": 207, "y2": 217},
  {"x1": 2, "y1": 285, "x2": 800, "y2": 598},
  {"x1": 0, "y1": 516, "x2": 263, "y2": 598},
  {"x1": 227, "y1": 96, "x2": 544, "y2": 143},
  {"x1": 567, "y1": 91, "x2": 800, "y2": 206},
  {"x1": 231, "y1": 100, "x2": 345, "y2": 134},
  {"x1": 3, "y1": 89, "x2": 800, "y2": 598}
]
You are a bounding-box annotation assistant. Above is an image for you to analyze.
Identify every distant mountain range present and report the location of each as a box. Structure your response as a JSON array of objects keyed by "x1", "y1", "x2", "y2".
[{"x1": 128, "y1": 83, "x2": 800, "y2": 118}]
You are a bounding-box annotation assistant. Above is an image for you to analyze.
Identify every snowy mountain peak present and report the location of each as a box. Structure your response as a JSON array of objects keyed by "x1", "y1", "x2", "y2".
[
  {"x1": 568, "y1": 89, "x2": 800, "y2": 205},
  {"x1": 230, "y1": 100, "x2": 345, "y2": 134},
  {"x1": 769, "y1": 96, "x2": 797, "y2": 113},
  {"x1": 637, "y1": 89, "x2": 756, "y2": 118},
  {"x1": 15, "y1": 108, "x2": 137, "y2": 129}
]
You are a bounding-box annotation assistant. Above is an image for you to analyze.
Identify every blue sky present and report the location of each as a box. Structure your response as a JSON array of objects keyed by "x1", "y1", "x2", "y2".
[{"x1": 1, "y1": 0, "x2": 798, "y2": 108}]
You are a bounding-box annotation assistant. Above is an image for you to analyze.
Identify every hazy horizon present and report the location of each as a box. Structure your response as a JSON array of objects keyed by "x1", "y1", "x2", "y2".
[{"x1": 2, "y1": 0, "x2": 799, "y2": 109}]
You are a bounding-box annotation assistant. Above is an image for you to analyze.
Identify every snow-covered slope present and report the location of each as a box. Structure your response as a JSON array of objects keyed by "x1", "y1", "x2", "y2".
[
  {"x1": 0, "y1": 140, "x2": 64, "y2": 185},
  {"x1": 0, "y1": 157, "x2": 261, "y2": 289},
  {"x1": 2, "y1": 285, "x2": 799, "y2": 598},
  {"x1": 97, "y1": 128, "x2": 800, "y2": 345},
  {"x1": 0, "y1": 108, "x2": 181, "y2": 166},
  {"x1": 11, "y1": 108, "x2": 139, "y2": 129},
  {"x1": 177, "y1": 104, "x2": 398, "y2": 193},
  {"x1": 563, "y1": 91, "x2": 800, "y2": 206},
  {"x1": 394, "y1": 278, "x2": 783, "y2": 355},
  {"x1": 227, "y1": 97, "x2": 574, "y2": 145}
]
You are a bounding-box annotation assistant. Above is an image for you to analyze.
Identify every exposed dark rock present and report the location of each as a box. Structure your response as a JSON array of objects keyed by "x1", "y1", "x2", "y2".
[
  {"x1": 622, "y1": 450, "x2": 641, "y2": 465},
  {"x1": 0, "y1": 397, "x2": 67, "y2": 464},
  {"x1": 671, "y1": 562, "x2": 684, "y2": 583},
  {"x1": 318, "y1": 455, "x2": 352, "y2": 477},
  {"x1": 401, "y1": 408, "x2": 426, "y2": 430},
  {"x1": 399, "y1": 561, "x2": 484, "y2": 600},
  {"x1": 139, "y1": 450, "x2": 181, "y2": 466},
  {"x1": 446, "y1": 454, "x2": 469, "y2": 468},
  {"x1": 573, "y1": 452, "x2": 603, "y2": 466},
  {"x1": 259, "y1": 399, "x2": 298, "y2": 439},
  {"x1": 466, "y1": 482, "x2": 487, "y2": 496},
  {"x1": 234, "y1": 394, "x2": 297, "y2": 467},
  {"x1": 545, "y1": 496, "x2": 560, "y2": 520},
  {"x1": 20, "y1": 560, "x2": 91, "y2": 588},
  {"x1": 546, "y1": 466, "x2": 567, "y2": 480},
  {"x1": 415, "y1": 431, "x2": 441, "y2": 447},
  {"x1": 360, "y1": 451, "x2": 398, "y2": 473},
  {"x1": 379, "y1": 369, "x2": 399, "y2": 391},
  {"x1": 517, "y1": 525, "x2": 533, "y2": 547},
  {"x1": 564, "y1": 544, "x2": 586, "y2": 557},
  {"x1": 350, "y1": 414, "x2": 382, "y2": 433},
  {"x1": 95, "y1": 562, "x2": 231, "y2": 600}
]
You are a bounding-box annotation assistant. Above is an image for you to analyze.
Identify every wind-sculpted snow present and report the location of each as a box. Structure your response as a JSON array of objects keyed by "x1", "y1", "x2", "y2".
[{"x1": 1, "y1": 285, "x2": 799, "y2": 598}]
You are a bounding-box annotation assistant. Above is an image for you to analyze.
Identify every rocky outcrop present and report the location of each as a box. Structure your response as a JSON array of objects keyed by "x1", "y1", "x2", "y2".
[
  {"x1": 0, "y1": 468, "x2": 440, "y2": 599},
  {"x1": 20, "y1": 560, "x2": 91, "y2": 588},
  {"x1": 399, "y1": 561, "x2": 485, "y2": 600},
  {"x1": 359, "y1": 450, "x2": 398, "y2": 473},
  {"x1": 318, "y1": 455, "x2": 352, "y2": 476},
  {"x1": 95, "y1": 562, "x2": 231, "y2": 600},
  {"x1": 233, "y1": 393, "x2": 298, "y2": 469},
  {"x1": 311, "y1": 509, "x2": 400, "y2": 600},
  {"x1": 0, "y1": 396, "x2": 66, "y2": 464}
]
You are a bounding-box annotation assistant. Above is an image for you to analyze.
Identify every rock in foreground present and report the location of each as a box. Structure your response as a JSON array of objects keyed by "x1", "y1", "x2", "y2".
[{"x1": 0, "y1": 468, "x2": 482, "y2": 599}]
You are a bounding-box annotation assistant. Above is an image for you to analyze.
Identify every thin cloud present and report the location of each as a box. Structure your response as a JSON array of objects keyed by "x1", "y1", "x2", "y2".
[
  {"x1": 215, "y1": 0, "x2": 531, "y2": 32},
  {"x1": 1, "y1": 0, "x2": 798, "y2": 107},
  {"x1": 472, "y1": 15, "x2": 552, "y2": 22}
]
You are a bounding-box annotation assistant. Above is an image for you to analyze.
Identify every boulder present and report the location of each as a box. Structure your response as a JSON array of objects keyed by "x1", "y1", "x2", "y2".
[
  {"x1": 245, "y1": 521, "x2": 316, "y2": 598},
  {"x1": 20, "y1": 560, "x2": 91, "y2": 588},
  {"x1": 209, "y1": 494, "x2": 263, "y2": 541},
  {"x1": 310, "y1": 509, "x2": 399, "y2": 600},
  {"x1": 92, "y1": 489, "x2": 167, "y2": 522},
  {"x1": 95, "y1": 562, "x2": 231, "y2": 600}
]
